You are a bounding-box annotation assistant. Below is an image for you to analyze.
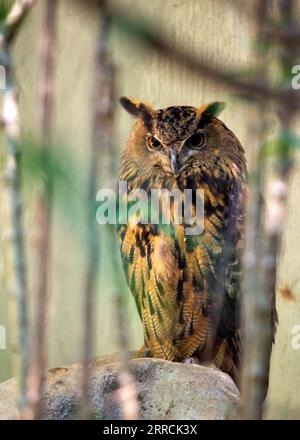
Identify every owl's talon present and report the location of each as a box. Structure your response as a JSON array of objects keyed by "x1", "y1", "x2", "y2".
[
  {"x1": 183, "y1": 356, "x2": 200, "y2": 365},
  {"x1": 144, "y1": 348, "x2": 151, "y2": 357},
  {"x1": 135, "y1": 345, "x2": 151, "y2": 358}
]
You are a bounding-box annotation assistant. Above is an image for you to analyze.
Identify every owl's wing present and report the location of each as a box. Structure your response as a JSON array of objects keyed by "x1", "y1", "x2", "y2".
[
  {"x1": 216, "y1": 175, "x2": 245, "y2": 371},
  {"x1": 220, "y1": 185, "x2": 278, "y2": 383},
  {"x1": 218, "y1": 175, "x2": 244, "y2": 339},
  {"x1": 117, "y1": 220, "x2": 185, "y2": 360},
  {"x1": 179, "y1": 167, "x2": 245, "y2": 366}
]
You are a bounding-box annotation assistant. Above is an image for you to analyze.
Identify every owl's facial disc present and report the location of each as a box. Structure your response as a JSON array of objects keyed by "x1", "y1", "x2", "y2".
[
  {"x1": 146, "y1": 130, "x2": 207, "y2": 176},
  {"x1": 168, "y1": 131, "x2": 207, "y2": 174},
  {"x1": 147, "y1": 106, "x2": 201, "y2": 175},
  {"x1": 120, "y1": 96, "x2": 227, "y2": 178},
  {"x1": 146, "y1": 134, "x2": 183, "y2": 175}
]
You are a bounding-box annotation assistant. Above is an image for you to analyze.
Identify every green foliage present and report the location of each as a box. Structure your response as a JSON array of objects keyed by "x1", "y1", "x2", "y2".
[
  {"x1": 0, "y1": 0, "x2": 13, "y2": 27},
  {"x1": 20, "y1": 137, "x2": 87, "y2": 224},
  {"x1": 260, "y1": 130, "x2": 300, "y2": 160}
]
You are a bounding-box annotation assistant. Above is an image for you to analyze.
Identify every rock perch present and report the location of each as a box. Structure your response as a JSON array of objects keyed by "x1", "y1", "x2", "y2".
[{"x1": 0, "y1": 356, "x2": 240, "y2": 420}]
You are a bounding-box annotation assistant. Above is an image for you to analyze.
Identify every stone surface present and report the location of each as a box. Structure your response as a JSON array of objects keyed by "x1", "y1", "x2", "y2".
[{"x1": 0, "y1": 356, "x2": 240, "y2": 420}]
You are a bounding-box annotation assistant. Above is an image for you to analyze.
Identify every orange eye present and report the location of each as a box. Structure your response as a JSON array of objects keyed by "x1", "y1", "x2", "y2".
[{"x1": 147, "y1": 135, "x2": 161, "y2": 150}]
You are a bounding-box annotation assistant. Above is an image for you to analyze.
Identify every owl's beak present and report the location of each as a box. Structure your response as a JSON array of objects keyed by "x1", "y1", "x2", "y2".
[{"x1": 170, "y1": 148, "x2": 179, "y2": 174}]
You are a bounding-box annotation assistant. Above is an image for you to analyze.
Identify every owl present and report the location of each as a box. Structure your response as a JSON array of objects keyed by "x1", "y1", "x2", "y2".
[{"x1": 117, "y1": 96, "x2": 247, "y2": 386}]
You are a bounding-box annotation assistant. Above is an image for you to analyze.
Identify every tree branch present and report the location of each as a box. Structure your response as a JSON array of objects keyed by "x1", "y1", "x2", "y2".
[
  {"x1": 0, "y1": 0, "x2": 34, "y2": 47},
  {"x1": 241, "y1": 0, "x2": 297, "y2": 420},
  {"x1": 108, "y1": 6, "x2": 299, "y2": 111},
  {"x1": 27, "y1": 0, "x2": 57, "y2": 420},
  {"x1": 0, "y1": 0, "x2": 35, "y2": 420}
]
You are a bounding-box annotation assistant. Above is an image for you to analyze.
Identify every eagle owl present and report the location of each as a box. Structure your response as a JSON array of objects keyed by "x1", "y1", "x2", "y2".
[{"x1": 117, "y1": 97, "x2": 247, "y2": 386}]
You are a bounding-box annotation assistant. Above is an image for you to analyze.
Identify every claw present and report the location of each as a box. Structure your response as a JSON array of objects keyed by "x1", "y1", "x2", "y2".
[
  {"x1": 144, "y1": 348, "x2": 151, "y2": 357},
  {"x1": 136, "y1": 344, "x2": 152, "y2": 358},
  {"x1": 183, "y1": 356, "x2": 200, "y2": 365}
]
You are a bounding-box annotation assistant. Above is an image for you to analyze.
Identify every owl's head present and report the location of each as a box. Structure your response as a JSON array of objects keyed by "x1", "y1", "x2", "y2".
[{"x1": 120, "y1": 96, "x2": 244, "y2": 180}]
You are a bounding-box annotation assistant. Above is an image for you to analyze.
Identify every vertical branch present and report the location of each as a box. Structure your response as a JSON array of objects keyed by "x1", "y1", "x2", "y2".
[
  {"x1": 97, "y1": 2, "x2": 139, "y2": 420},
  {"x1": 240, "y1": 0, "x2": 271, "y2": 420},
  {"x1": 38, "y1": 0, "x2": 57, "y2": 139},
  {"x1": 81, "y1": 0, "x2": 139, "y2": 420},
  {"x1": 241, "y1": 0, "x2": 299, "y2": 419},
  {"x1": 81, "y1": 0, "x2": 107, "y2": 419},
  {"x1": 27, "y1": 0, "x2": 57, "y2": 420},
  {"x1": 112, "y1": 245, "x2": 140, "y2": 420},
  {"x1": 0, "y1": 0, "x2": 35, "y2": 419}
]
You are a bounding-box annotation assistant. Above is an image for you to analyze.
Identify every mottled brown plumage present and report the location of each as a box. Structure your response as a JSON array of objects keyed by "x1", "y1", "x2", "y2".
[{"x1": 117, "y1": 97, "x2": 247, "y2": 386}]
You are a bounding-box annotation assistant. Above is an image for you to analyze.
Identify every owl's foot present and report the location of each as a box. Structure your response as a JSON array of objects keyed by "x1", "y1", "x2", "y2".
[
  {"x1": 135, "y1": 345, "x2": 152, "y2": 358},
  {"x1": 183, "y1": 356, "x2": 200, "y2": 365}
]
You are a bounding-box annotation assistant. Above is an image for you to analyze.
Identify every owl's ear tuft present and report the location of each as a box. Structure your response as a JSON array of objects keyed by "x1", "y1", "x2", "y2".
[
  {"x1": 120, "y1": 96, "x2": 140, "y2": 116},
  {"x1": 120, "y1": 96, "x2": 154, "y2": 130},
  {"x1": 198, "y1": 101, "x2": 226, "y2": 120},
  {"x1": 137, "y1": 103, "x2": 153, "y2": 131}
]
